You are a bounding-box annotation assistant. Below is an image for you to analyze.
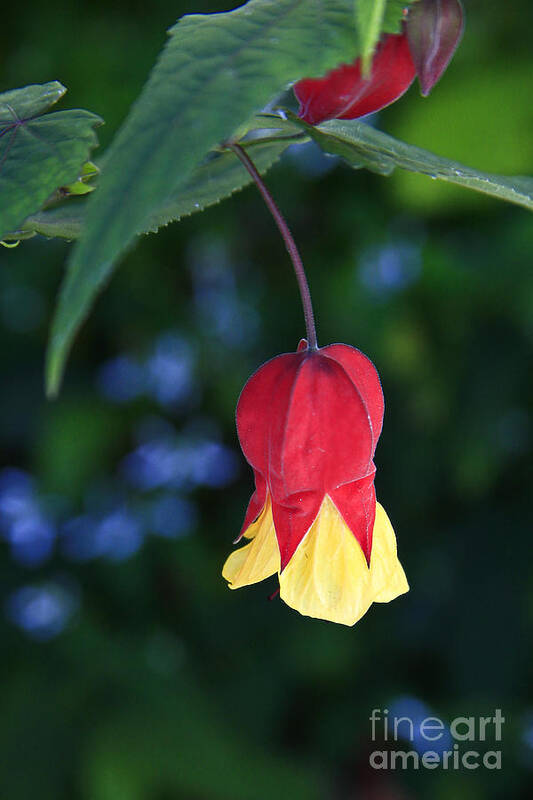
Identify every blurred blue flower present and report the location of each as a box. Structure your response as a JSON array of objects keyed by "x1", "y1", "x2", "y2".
[
  {"x1": 97, "y1": 355, "x2": 145, "y2": 403},
  {"x1": 5, "y1": 581, "x2": 79, "y2": 641},
  {"x1": 61, "y1": 507, "x2": 144, "y2": 563},
  {"x1": 388, "y1": 695, "x2": 453, "y2": 755},
  {"x1": 188, "y1": 237, "x2": 259, "y2": 348},
  {"x1": 0, "y1": 468, "x2": 36, "y2": 523},
  {"x1": 8, "y1": 516, "x2": 56, "y2": 568},
  {"x1": 146, "y1": 333, "x2": 195, "y2": 408},
  {"x1": 0, "y1": 468, "x2": 56, "y2": 567},
  {"x1": 122, "y1": 439, "x2": 184, "y2": 490},
  {"x1": 186, "y1": 440, "x2": 239, "y2": 488},
  {"x1": 122, "y1": 434, "x2": 239, "y2": 492},
  {"x1": 96, "y1": 508, "x2": 144, "y2": 562},
  {"x1": 148, "y1": 494, "x2": 197, "y2": 539},
  {"x1": 359, "y1": 241, "x2": 422, "y2": 296},
  {"x1": 96, "y1": 332, "x2": 196, "y2": 409}
]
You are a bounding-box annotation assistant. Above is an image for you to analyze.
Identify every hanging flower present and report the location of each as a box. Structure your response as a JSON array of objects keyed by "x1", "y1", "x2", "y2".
[
  {"x1": 293, "y1": 0, "x2": 464, "y2": 125},
  {"x1": 222, "y1": 340, "x2": 408, "y2": 626}
]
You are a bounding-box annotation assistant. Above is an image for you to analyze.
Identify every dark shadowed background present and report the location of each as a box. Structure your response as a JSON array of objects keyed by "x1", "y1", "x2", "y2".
[{"x1": 1, "y1": 1, "x2": 532, "y2": 798}]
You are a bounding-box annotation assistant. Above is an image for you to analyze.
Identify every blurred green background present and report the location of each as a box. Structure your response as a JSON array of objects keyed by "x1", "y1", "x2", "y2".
[{"x1": 1, "y1": 1, "x2": 532, "y2": 798}]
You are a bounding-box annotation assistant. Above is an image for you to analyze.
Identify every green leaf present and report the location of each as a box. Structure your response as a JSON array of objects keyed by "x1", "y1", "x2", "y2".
[
  {"x1": 9, "y1": 133, "x2": 300, "y2": 242},
  {"x1": 144, "y1": 136, "x2": 301, "y2": 233},
  {"x1": 9, "y1": 203, "x2": 86, "y2": 242},
  {"x1": 60, "y1": 161, "x2": 100, "y2": 196},
  {"x1": 356, "y1": 0, "x2": 387, "y2": 75},
  {"x1": 46, "y1": 0, "x2": 361, "y2": 396},
  {"x1": 383, "y1": 0, "x2": 413, "y2": 33},
  {"x1": 356, "y1": 0, "x2": 415, "y2": 73},
  {"x1": 286, "y1": 113, "x2": 533, "y2": 212},
  {"x1": 0, "y1": 82, "x2": 102, "y2": 240}
]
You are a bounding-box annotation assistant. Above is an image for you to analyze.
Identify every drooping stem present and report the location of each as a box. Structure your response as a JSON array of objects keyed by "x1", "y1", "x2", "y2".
[{"x1": 227, "y1": 142, "x2": 318, "y2": 350}]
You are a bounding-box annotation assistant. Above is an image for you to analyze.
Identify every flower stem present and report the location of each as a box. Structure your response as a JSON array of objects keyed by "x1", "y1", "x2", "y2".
[{"x1": 227, "y1": 142, "x2": 318, "y2": 350}]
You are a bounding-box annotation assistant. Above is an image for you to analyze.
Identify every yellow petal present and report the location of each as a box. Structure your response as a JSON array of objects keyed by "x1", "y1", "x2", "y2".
[
  {"x1": 222, "y1": 496, "x2": 280, "y2": 589},
  {"x1": 279, "y1": 495, "x2": 373, "y2": 626},
  {"x1": 279, "y1": 495, "x2": 408, "y2": 626},
  {"x1": 370, "y1": 502, "x2": 409, "y2": 603}
]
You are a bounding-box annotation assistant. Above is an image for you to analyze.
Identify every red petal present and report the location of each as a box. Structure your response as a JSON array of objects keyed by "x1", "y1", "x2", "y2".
[
  {"x1": 406, "y1": 0, "x2": 464, "y2": 96},
  {"x1": 294, "y1": 33, "x2": 416, "y2": 126},
  {"x1": 236, "y1": 351, "x2": 304, "y2": 474},
  {"x1": 321, "y1": 344, "x2": 384, "y2": 450},
  {"x1": 331, "y1": 475, "x2": 376, "y2": 564}
]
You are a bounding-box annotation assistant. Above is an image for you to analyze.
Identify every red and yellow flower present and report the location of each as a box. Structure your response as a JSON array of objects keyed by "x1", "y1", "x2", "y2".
[{"x1": 222, "y1": 341, "x2": 408, "y2": 626}]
